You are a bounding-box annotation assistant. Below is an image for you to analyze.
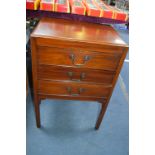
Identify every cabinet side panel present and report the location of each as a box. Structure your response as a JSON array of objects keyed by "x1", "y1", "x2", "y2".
[
  {"x1": 101, "y1": 47, "x2": 128, "y2": 108},
  {"x1": 30, "y1": 37, "x2": 38, "y2": 98}
]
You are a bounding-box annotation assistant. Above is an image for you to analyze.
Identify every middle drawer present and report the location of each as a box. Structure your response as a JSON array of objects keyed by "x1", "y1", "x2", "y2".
[{"x1": 37, "y1": 65, "x2": 114, "y2": 85}]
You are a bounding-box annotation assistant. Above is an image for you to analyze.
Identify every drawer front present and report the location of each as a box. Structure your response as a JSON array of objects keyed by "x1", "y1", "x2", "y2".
[
  {"x1": 38, "y1": 65, "x2": 114, "y2": 84},
  {"x1": 38, "y1": 80, "x2": 111, "y2": 98},
  {"x1": 37, "y1": 46, "x2": 121, "y2": 71}
]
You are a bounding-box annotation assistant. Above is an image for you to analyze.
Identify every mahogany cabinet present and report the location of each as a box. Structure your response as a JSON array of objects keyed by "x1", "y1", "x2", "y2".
[{"x1": 30, "y1": 18, "x2": 128, "y2": 129}]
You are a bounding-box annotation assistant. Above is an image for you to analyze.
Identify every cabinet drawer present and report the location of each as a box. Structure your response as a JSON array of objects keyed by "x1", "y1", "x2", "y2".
[
  {"x1": 37, "y1": 46, "x2": 121, "y2": 71},
  {"x1": 38, "y1": 80, "x2": 111, "y2": 98},
  {"x1": 38, "y1": 65, "x2": 114, "y2": 84}
]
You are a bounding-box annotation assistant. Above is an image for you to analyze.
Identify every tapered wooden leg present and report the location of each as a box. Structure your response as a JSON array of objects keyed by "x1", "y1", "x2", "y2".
[
  {"x1": 34, "y1": 96, "x2": 41, "y2": 128},
  {"x1": 95, "y1": 103, "x2": 106, "y2": 130}
]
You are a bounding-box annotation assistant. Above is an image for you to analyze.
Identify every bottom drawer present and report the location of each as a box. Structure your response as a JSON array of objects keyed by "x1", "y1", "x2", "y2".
[{"x1": 38, "y1": 80, "x2": 111, "y2": 98}]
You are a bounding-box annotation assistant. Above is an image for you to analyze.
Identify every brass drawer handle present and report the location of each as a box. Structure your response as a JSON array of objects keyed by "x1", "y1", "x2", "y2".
[
  {"x1": 80, "y1": 72, "x2": 86, "y2": 80},
  {"x1": 67, "y1": 72, "x2": 86, "y2": 82},
  {"x1": 66, "y1": 87, "x2": 85, "y2": 96},
  {"x1": 69, "y1": 54, "x2": 91, "y2": 67}
]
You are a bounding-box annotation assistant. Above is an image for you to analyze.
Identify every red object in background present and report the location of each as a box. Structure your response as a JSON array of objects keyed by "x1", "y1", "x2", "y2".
[
  {"x1": 83, "y1": 0, "x2": 102, "y2": 17},
  {"x1": 104, "y1": 3, "x2": 128, "y2": 21},
  {"x1": 114, "y1": 8, "x2": 128, "y2": 21},
  {"x1": 94, "y1": 0, "x2": 114, "y2": 18},
  {"x1": 55, "y1": 0, "x2": 70, "y2": 13},
  {"x1": 115, "y1": 11, "x2": 127, "y2": 21},
  {"x1": 26, "y1": 0, "x2": 41, "y2": 10},
  {"x1": 70, "y1": 0, "x2": 86, "y2": 15},
  {"x1": 40, "y1": 0, "x2": 55, "y2": 11},
  {"x1": 26, "y1": 0, "x2": 128, "y2": 22}
]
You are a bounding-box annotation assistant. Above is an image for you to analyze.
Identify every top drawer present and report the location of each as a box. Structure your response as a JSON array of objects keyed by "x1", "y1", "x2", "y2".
[{"x1": 37, "y1": 46, "x2": 122, "y2": 71}]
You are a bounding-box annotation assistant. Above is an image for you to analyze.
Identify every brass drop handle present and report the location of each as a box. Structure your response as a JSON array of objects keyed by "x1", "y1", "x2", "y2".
[
  {"x1": 80, "y1": 72, "x2": 86, "y2": 80},
  {"x1": 66, "y1": 87, "x2": 72, "y2": 94},
  {"x1": 67, "y1": 72, "x2": 73, "y2": 78},
  {"x1": 66, "y1": 87, "x2": 85, "y2": 96},
  {"x1": 67, "y1": 72, "x2": 86, "y2": 81},
  {"x1": 69, "y1": 54, "x2": 91, "y2": 67}
]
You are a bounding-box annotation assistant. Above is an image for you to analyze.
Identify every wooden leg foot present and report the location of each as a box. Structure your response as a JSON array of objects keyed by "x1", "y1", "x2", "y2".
[
  {"x1": 37, "y1": 123, "x2": 41, "y2": 128},
  {"x1": 34, "y1": 97, "x2": 41, "y2": 128},
  {"x1": 95, "y1": 103, "x2": 106, "y2": 130}
]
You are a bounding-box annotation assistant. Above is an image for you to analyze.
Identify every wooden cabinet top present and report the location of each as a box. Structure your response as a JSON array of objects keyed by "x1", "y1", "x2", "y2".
[{"x1": 31, "y1": 18, "x2": 128, "y2": 47}]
